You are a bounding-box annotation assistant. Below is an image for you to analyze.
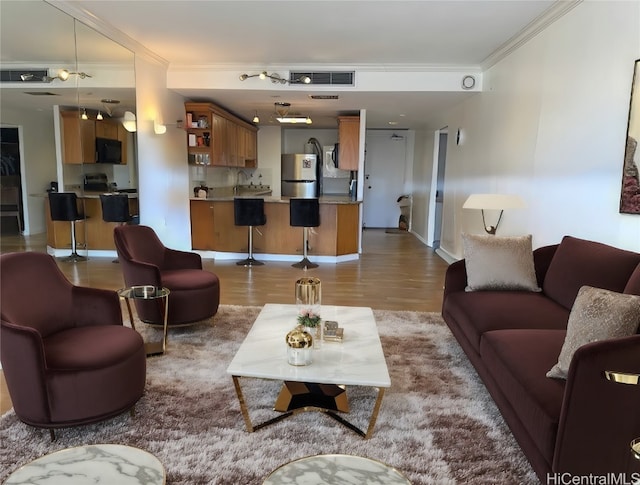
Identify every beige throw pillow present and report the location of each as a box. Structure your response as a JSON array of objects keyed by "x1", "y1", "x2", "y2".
[
  {"x1": 462, "y1": 233, "x2": 541, "y2": 292},
  {"x1": 546, "y1": 286, "x2": 640, "y2": 379}
]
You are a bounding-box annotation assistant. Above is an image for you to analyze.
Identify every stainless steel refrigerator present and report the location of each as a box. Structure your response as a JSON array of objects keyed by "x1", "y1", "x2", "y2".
[{"x1": 281, "y1": 154, "x2": 318, "y2": 198}]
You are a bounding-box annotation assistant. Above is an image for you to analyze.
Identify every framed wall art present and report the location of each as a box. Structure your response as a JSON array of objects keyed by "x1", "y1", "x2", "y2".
[{"x1": 620, "y1": 59, "x2": 640, "y2": 214}]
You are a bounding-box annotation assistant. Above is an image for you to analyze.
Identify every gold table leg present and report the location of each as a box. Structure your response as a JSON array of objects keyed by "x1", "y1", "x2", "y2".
[{"x1": 231, "y1": 376, "x2": 386, "y2": 439}]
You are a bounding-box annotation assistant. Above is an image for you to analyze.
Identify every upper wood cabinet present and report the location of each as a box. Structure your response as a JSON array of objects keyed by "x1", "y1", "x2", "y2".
[
  {"x1": 337, "y1": 116, "x2": 360, "y2": 171},
  {"x1": 61, "y1": 111, "x2": 96, "y2": 164},
  {"x1": 95, "y1": 121, "x2": 118, "y2": 140},
  {"x1": 185, "y1": 102, "x2": 258, "y2": 168}
]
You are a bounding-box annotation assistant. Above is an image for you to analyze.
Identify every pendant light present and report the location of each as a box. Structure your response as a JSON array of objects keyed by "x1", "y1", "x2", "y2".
[{"x1": 252, "y1": 111, "x2": 259, "y2": 123}]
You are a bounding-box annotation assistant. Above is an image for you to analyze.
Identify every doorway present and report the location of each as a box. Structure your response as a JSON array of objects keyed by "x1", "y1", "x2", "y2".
[
  {"x1": 0, "y1": 127, "x2": 23, "y2": 235},
  {"x1": 362, "y1": 131, "x2": 407, "y2": 228}
]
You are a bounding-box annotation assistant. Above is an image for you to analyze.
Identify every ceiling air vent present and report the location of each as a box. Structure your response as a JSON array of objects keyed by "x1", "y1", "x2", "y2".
[
  {"x1": 0, "y1": 69, "x2": 49, "y2": 83},
  {"x1": 309, "y1": 95, "x2": 340, "y2": 100},
  {"x1": 290, "y1": 71, "x2": 354, "y2": 86}
]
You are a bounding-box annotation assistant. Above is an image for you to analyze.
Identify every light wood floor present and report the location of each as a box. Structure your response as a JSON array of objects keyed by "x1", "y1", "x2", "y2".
[{"x1": 0, "y1": 228, "x2": 449, "y2": 415}]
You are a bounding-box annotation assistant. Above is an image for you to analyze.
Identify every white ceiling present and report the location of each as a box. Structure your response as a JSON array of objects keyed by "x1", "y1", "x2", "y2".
[{"x1": 2, "y1": 0, "x2": 564, "y2": 129}]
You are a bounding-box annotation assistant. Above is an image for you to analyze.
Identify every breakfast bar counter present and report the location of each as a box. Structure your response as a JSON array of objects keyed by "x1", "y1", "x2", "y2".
[
  {"x1": 190, "y1": 197, "x2": 361, "y2": 260},
  {"x1": 45, "y1": 193, "x2": 138, "y2": 253}
]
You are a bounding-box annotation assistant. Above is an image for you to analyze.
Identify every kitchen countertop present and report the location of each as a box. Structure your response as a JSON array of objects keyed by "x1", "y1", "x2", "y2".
[{"x1": 33, "y1": 191, "x2": 138, "y2": 199}]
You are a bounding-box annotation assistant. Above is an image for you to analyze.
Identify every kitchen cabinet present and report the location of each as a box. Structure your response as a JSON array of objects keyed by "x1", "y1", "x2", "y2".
[
  {"x1": 189, "y1": 199, "x2": 359, "y2": 256},
  {"x1": 61, "y1": 110, "x2": 96, "y2": 164},
  {"x1": 337, "y1": 116, "x2": 360, "y2": 171},
  {"x1": 185, "y1": 102, "x2": 258, "y2": 168},
  {"x1": 95, "y1": 121, "x2": 128, "y2": 164},
  {"x1": 190, "y1": 200, "x2": 216, "y2": 250},
  {"x1": 95, "y1": 121, "x2": 118, "y2": 140}
]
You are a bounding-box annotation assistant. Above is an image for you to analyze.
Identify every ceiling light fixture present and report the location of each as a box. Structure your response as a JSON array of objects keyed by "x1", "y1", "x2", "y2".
[
  {"x1": 81, "y1": 109, "x2": 88, "y2": 120},
  {"x1": 96, "y1": 111, "x2": 103, "y2": 120},
  {"x1": 240, "y1": 71, "x2": 311, "y2": 85},
  {"x1": 274, "y1": 102, "x2": 290, "y2": 117},
  {"x1": 252, "y1": 111, "x2": 260, "y2": 123},
  {"x1": 41, "y1": 69, "x2": 92, "y2": 83}
]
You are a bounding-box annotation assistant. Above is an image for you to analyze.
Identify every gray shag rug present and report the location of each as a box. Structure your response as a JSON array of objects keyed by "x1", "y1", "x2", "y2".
[{"x1": 0, "y1": 305, "x2": 537, "y2": 484}]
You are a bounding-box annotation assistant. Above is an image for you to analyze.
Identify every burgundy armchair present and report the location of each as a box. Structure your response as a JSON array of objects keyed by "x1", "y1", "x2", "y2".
[
  {"x1": 0, "y1": 252, "x2": 146, "y2": 439},
  {"x1": 113, "y1": 225, "x2": 220, "y2": 325}
]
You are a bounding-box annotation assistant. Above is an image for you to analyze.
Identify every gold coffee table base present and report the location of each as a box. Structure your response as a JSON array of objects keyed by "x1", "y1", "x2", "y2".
[
  {"x1": 232, "y1": 376, "x2": 385, "y2": 439},
  {"x1": 274, "y1": 382, "x2": 349, "y2": 413}
]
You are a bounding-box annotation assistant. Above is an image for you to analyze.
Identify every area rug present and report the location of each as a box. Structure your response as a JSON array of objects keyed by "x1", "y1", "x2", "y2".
[{"x1": 0, "y1": 305, "x2": 537, "y2": 484}]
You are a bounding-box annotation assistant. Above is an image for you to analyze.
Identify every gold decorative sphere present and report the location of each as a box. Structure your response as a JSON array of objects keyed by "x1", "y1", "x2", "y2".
[{"x1": 286, "y1": 325, "x2": 313, "y2": 349}]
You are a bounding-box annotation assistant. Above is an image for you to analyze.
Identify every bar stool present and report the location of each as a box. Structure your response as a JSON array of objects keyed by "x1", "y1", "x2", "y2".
[
  {"x1": 48, "y1": 192, "x2": 87, "y2": 262},
  {"x1": 100, "y1": 193, "x2": 136, "y2": 263},
  {"x1": 234, "y1": 198, "x2": 266, "y2": 266},
  {"x1": 290, "y1": 198, "x2": 320, "y2": 269}
]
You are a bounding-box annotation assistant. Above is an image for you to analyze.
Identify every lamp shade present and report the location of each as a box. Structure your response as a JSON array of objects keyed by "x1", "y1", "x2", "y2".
[
  {"x1": 463, "y1": 194, "x2": 526, "y2": 210},
  {"x1": 122, "y1": 111, "x2": 137, "y2": 132}
]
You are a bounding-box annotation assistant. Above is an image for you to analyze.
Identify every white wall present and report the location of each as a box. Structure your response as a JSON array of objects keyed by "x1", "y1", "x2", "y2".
[
  {"x1": 0, "y1": 109, "x2": 58, "y2": 235},
  {"x1": 430, "y1": 0, "x2": 640, "y2": 258},
  {"x1": 135, "y1": 56, "x2": 192, "y2": 250},
  {"x1": 411, "y1": 128, "x2": 435, "y2": 241}
]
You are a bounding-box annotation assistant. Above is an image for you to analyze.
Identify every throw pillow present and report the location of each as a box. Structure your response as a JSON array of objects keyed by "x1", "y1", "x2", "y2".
[
  {"x1": 462, "y1": 233, "x2": 541, "y2": 292},
  {"x1": 546, "y1": 286, "x2": 640, "y2": 379}
]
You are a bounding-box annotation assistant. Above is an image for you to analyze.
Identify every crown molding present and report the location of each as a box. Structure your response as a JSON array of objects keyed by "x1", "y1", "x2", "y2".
[
  {"x1": 481, "y1": 0, "x2": 583, "y2": 70},
  {"x1": 46, "y1": 0, "x2": 169, "y2": 67}
]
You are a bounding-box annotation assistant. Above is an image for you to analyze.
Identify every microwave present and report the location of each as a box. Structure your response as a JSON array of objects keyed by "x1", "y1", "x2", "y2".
[{"x1": 95, "y1": 137, "x2": 122, "y2": 164}]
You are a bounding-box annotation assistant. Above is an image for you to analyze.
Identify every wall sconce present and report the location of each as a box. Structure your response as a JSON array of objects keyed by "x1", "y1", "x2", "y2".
[
  {"x1": 463, "y1": 193, "x2": 526, "y2": 234},
  {"x1": 122, "y1": 111, "x2": 137, "y2": 132},
  {"x1": 240, "y1": 71, "x2": 311, "y2": 85},
  {"x1": 154, "y1": 120, "x2": 167, "y2": 135}
]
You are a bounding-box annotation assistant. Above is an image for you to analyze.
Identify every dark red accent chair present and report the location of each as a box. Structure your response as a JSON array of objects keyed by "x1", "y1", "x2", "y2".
[
  {"x1": 0, "y1": 252, "x2": 146, "y2": 438},
  {"x1": 113, "y1": 225, "x2": 220, "y2": 325}
]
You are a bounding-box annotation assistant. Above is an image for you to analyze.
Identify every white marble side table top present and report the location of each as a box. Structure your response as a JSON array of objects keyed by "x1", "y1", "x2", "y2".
[
  {"x1": 5, "y1": 444, "x2": 165, "y2": 484},
  {"x1": 263, "y1": 454, "x2": 411, "y2": 485}
]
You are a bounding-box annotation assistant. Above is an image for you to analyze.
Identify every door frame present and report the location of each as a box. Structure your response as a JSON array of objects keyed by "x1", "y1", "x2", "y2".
[{"x1": 427, "y1": 127, "x2": 447, "y2": 247}]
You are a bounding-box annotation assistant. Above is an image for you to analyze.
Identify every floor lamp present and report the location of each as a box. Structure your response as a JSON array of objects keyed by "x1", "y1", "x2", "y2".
[{"x1": 463, "y1": 194, "x2": 526, "y2": 234}]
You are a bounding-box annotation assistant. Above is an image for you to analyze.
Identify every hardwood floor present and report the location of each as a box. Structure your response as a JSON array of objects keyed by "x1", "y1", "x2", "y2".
[{"x1": 0, "y1": 228, "x2": 449, "y2": 415}]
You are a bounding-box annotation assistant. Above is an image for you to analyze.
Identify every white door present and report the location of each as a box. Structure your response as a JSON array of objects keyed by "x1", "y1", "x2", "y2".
[{"x1": 363, "y1": 132, "x2": 407, "y2": 228}]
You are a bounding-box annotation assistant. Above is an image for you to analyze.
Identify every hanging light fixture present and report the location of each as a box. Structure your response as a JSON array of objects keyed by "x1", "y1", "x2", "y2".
[
  {"x1": 240, "y1": 71, "x2": 312, "y2": 85},
  {"x1": 252, "y1": 111, "x2": 260, "y2": 123},
  {"x1": 81, "y1": 109, "x2": 88, "y2": 120},
  {"x1": 273, "y1": 102, "x2": 313, "y2": 124},
  {"x1": 96, "y1": 111, "x2": 103, "y2": 121}
]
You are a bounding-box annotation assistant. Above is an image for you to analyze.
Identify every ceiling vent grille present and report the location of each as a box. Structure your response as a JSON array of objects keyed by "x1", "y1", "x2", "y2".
[
  {"x1": 310, "y1": 95, "x2": 340, "y2": 100},
  {"x1": 0, "y1": 69, "x2": 48, "y2": 83},
  {"x1": 290, "y1": 71, "x2": 354, "y2": 86}
]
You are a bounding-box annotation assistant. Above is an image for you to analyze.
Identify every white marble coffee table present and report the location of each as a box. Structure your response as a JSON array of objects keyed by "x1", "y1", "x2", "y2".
[
  {"x1": 263, "y1": 454, "x2": 410, "y2": 485},
  {"x1": 5, "y1": 444, "x2": 165, "y2": 484},
  {"x1": 227, "y1": 304, "x2": 391, "y2": 438}
]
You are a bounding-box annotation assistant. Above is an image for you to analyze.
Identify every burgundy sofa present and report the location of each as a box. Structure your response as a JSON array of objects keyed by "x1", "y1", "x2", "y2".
[{"x1": 442, "y1": 236, "x2": 640, "y2": 482}]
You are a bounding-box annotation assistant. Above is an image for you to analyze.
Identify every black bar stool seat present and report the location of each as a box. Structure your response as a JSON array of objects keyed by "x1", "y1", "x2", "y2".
[
  {"x1": 100, "y1": 193, "x2": 137, "y2": 263},
  {"x1": 234, "y1": 198, "x2": 266, "y2": 266},
  {"x1": 290, "y1": 198, "x2": 320, "y2": 269},
  {"x1": 48, "y1": 192, "x2": 87, "y2": 262}
]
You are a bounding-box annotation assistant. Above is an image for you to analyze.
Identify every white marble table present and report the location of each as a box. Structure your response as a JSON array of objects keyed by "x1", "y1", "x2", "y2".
[
  {"x1": 227, "y1": 304, "x2": 391, "y2": 438},
  {"x1": 5, "y1": 444, "x2": 165, "y2": 484},
  {"x1": 263, "y1": 454, "x2": 410, "y2": 485}
]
